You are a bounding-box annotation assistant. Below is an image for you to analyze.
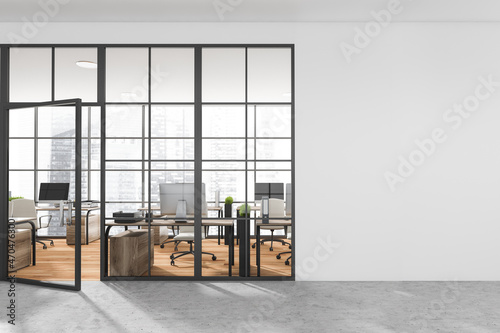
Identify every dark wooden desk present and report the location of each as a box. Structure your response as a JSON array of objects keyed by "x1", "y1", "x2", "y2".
[{"x1": 104, "y1": 219, "x2": 235, "y2": 276}]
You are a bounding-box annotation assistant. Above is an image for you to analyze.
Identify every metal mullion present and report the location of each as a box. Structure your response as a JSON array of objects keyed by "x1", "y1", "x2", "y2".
[
  {"x1": 0, "y1": 46, "x2": 9, "y2": 280},
  {"x1": 291, "y1": 45, "x2": 296, "y2": 279},
  {"x1": 34, "y1": 107, "x2": 38, "y2": 201},
  {"x1": 147, "y1": 46, "x2": 152, "y2": 278},
  {"x1": 194, "y1": 46, "x2": 202, "y2": 277},
  {"x1": 98, "y1": 46, "x2": 107, "y2": 280},
  {"x1": 51, "y1": 47, "x2": 55, "y2": 101},
  {"x1": 142, "y1": 105, "x2": 146, "y2": 207},
  {"x1": 243, "y1": 47, "x2": 249, "y2": 277},
  {"x1": 87, "y1": 107, "x2": 92, "y2": 200}
]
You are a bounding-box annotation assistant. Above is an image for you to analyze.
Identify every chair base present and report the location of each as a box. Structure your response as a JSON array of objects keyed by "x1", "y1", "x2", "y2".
[
  {"x1": 169, "y1": 242, "x2": 217, "y2": 265},
  {"x1": 36, "y1": 239, "x2": 54, "y2": 250},
  {"x1": 276, "y1": 251, "x2": 292, "y2": 265},
  {"x1": 252, "y1": 239, "x2": 289, "y2": 251}
]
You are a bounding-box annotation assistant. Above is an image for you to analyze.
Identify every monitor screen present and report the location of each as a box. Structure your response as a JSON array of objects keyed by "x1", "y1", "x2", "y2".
[
  {"x1": 255, "y1": 183, "x2": 284, "y2": 200},
  {"x1": 39, "y1": 183, "x2": 70, "y2": 201},
  {"x1": 159, "y1": 183, "x2": 207, "y2": 216}
]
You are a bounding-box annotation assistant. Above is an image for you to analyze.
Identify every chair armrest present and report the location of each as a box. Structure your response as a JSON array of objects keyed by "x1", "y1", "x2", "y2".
[{"x1": 38, "y1": 214, "x2": 52, "y2": 229}]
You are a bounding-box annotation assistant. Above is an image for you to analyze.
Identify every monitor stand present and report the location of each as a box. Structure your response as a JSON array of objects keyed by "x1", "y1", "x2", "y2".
[{"x1": 175, "y1": 200, "x2": 187, "y2": 222}]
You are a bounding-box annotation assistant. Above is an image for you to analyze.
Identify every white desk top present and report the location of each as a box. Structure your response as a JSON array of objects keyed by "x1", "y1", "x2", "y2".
[
  {"x1": 10, "y1": 217, "x2": 37, "y2": 223},
  {"x1": 36, "y1": 206, "x2": 100, "y2": 211},
  {"x1": 138, "y1": 206, "x2": 222, "y2": 211}
]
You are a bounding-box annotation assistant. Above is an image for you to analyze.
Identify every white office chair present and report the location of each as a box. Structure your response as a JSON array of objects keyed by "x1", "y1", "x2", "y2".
[
  {"x1": 169, "y1": 225, "x2": 217, "y2": 265},
  {"x1": 252, "y1": 198, "x2": 290, "y2": 251},
  {"x1": 169, "y1": 202, "x2": 217, "y2": 265},
  {"x1": 11, "y1": 198, "x2": 54, "y2": 249}
]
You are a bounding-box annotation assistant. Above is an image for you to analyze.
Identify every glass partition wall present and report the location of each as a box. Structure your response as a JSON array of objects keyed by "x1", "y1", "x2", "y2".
[{"x1": 1, "y1": 44, "x2": 294, "y2": 283}]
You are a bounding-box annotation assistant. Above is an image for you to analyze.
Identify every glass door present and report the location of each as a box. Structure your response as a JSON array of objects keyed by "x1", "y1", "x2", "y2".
[{"x1": 5, "y1": 99, "x2": 82, "y2": 291}]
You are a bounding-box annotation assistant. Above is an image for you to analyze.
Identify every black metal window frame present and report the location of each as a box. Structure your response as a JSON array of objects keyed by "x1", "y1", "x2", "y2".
[{"x1": 0, "y1": 44, "x2": 295, "y2": 282}]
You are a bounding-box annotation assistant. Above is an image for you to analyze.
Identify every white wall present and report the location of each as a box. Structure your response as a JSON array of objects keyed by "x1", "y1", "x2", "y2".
[{"x1": 1, "y1": 21, "x2": 499, "y2": 281}]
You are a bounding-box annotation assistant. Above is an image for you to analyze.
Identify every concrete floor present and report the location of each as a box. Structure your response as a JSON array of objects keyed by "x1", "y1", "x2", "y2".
[{"x1": 0, "y1": 281, "x2": 499, "y2": 332}]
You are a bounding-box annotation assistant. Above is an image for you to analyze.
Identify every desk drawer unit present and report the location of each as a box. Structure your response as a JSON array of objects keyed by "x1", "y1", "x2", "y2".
[
  {"x1": 67, "y1": 214, "x2": 100, "y2": 245},
  {"x1": 110, "y1": 229, "x2": 154, "y2": 276},
  {"x1": 8, "y1": 229, "x2": 31, "y2": 272}
]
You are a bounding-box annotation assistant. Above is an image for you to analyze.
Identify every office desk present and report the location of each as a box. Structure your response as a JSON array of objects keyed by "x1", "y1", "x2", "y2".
[
  {"x1": 139, "y1": 206, "x2": 225, "y2": 244},
  {"x1": 255, "y1": 220, "x2": 292, "y2": 277},
  {"x1": 10, "y1": 217, "x2": 37, "y2": 266},
  {"x1": 36, "y1": 206, "x2": 100, "y2": 244},
  {"x1": 104, "y1": 219, "x2": 235, "y2": 276},
  {"x1": 138, "y1": 206, "x2": 223, "y2": 218}
]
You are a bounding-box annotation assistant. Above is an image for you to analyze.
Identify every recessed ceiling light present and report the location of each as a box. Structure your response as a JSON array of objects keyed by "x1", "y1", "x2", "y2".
[{"x1": 76, "y1": 61, "x2": 97, "y2": 69}]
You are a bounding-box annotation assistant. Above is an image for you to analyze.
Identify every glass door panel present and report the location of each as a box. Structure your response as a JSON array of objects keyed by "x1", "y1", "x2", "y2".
[{"x1": 6, "y1": 99, "x2": 82, "y2": 290}]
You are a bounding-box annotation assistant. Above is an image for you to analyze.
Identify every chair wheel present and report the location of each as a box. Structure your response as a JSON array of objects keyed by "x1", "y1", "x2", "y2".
[
  {"x1": 43, "y1": 245, "x2": 47, "y2": 249},
  {"x1": 251, "y1": 244, "x2": 256, "y2": 248},
  {"x1": 289, "y1": 245, "x2": 292, "y2": 249},
  {"x1": 170, "y1": 260, "x2": 175, "y2": 265},
  {"x1": 269, "y1": 247, "x2": 273, "y2": 251},
  {"x1": 160, "y1": 244, "x2": 164, "y2": 248},
  {"x1": 276, "y1": 255, "x2": 281, "y2": 259},
  {"x1": 285, "y1": 260, "x2": 290, "y2": 265},
  {"x1": 212, "y1": 256, "x2": 217, "y2": 261},
  {"x1": 170, "y1": 255, "x2": 174, "y2": 259},
  {"x1": 50, "y1": 241, "x2": 54, "y2": 246}
]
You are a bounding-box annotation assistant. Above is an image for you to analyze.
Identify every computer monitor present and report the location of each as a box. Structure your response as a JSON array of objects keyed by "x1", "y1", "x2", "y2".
[
  {"x1": 159, "y1": 183, "x2": 207, "y2": 216},
  {"x1": 38, "y1": 183, "x2": 70, "y2": 202},
  {"x1": 255, "y1": 183, "x2": 284, "y2": 200}
]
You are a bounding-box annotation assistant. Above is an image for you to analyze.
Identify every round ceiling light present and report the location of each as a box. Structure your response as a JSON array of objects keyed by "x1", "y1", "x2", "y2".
[{"x1": 76, "y1": 61, "x2": 97, "y2": 69}]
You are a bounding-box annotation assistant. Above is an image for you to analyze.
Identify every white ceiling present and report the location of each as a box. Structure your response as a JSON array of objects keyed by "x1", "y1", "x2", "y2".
[{"x1": 1, "y1": 0, "x2": 500, "y2": 22}]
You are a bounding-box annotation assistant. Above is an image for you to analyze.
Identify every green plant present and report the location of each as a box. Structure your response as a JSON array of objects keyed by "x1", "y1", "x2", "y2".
[
  {"x1": 225, "y1": 196, "x2": 233, "y2": 205},
  {"x1": 238, "y1": 204, "x2": 250, "y2": 217},
  {"x1": 8, "y1": 196, "x2": 24, "y2": 201}
]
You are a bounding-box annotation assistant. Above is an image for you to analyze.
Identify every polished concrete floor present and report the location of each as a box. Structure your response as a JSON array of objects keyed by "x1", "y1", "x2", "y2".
[{"x1": 0, "y1": 281, "x2": 499, "y2": 332}]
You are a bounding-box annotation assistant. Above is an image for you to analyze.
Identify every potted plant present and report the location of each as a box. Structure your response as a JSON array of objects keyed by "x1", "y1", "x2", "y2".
[
  {"x1": 224, "y1": 196, "x2": 233, "y2": 218},
  {"x1": 238, "y1": 203, "x2": 251, "y2": 218},
  {"x1": 9, "y1": 196, "x2": 24, "y2": 201}
]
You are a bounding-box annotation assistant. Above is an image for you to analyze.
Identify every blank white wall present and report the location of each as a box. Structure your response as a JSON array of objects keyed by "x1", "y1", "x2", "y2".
[{"x1": 1, "y1": 21, "x2": 499, "y2": 281}]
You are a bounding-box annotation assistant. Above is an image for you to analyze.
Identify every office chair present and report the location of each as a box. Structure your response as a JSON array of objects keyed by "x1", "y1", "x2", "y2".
[
  {"x1": 252, "y1": 198, "x2": 290, "y2": 251},
  {"x1": 169, "y1": 225, "x2": 217, "y2": 265},
  {"x1": 11, "y1": 199, "x2": 54, "y2": 249},
  {"x1": 276, "y1": 228, "x2": 292, "y2": 265}
]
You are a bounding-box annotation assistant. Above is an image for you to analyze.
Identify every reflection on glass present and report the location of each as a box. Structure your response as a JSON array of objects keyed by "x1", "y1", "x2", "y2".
[
  {"x1": 106, "y1": 48, "x2": 149, "y2": 102},
  {"x1": 202, "y1": 48, "x2": 245, "y2": 102},
  {"x1": 10, "y1": 48, "x2": 52, "y2": 102},
  {"x1": 38, "y1": 107, "x2": 76, "y2": 137},
  {"x1": 9, "y1": 171, "x2": 34, "y2": 198},
  {"x1": 105, "y1": 171, "x2": 143, "y2": 201},
  {"x1": 202, "y1": 106, "x2": 245, "y2": 137},
  {"x1": 9, "y1": 108, "x2": 34, "y2": 137},
  {"x1": 150, "y1": 139, "x2": 194, "y2": 160},
  {"x1": 202, "y1": 139, "x2": 246, "y2": 160},
  {"x1": 151, "y1": 48, "x2": 194, "y2": 102},
  {"x1": 255, "y1": 139, "x2": 292, "y2": 160},
  {"x1": 248, "y1": 48, "x2": 291, "y2": 103},
  {"x1": 55, "y1": 48, "x2": 97, "y2": 102},
  {"x1": 38, "y1": 139, "x2": 76, "y2": 169},
  {"x1": 106, "y1": 106, "x2": 143, "y2": 137},
  {"x1": 106, "y1": 139, "x2": 142, "y2": 160},
  {"x1": 255, "y1": 106, "x2": 292, "y2": 137},
  {"x1": 9, "y1": 139, "x2": 34, "y2": 169},
  {"x1": 151, "y1": 106, "x2": 194, "y2": 137}
]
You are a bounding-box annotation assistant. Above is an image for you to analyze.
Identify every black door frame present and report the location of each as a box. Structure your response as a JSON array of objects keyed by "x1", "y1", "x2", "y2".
[{"x1": 1, "y1": 98, "x2": 82, "y2": 291}]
